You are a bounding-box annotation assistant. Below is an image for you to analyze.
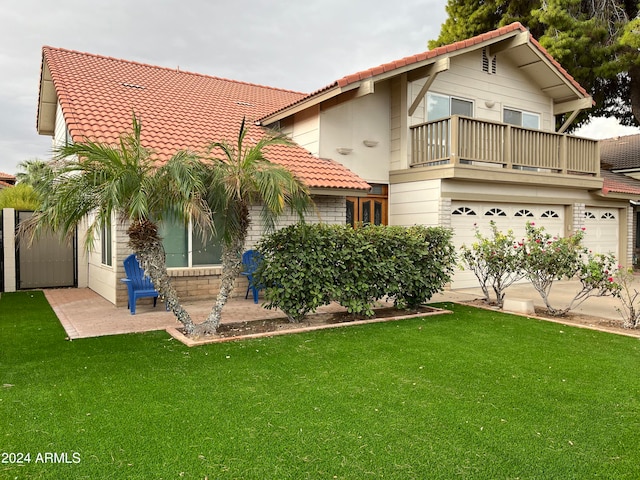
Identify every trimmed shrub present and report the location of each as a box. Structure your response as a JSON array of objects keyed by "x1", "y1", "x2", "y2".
[{"x1": 255, "y1": 223, "x2": 456, "y2": 321}]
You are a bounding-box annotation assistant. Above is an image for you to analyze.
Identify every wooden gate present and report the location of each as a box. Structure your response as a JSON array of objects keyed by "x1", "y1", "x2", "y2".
[{"x1": 15, "y1": 211, "x2": 76, "y2": 289}]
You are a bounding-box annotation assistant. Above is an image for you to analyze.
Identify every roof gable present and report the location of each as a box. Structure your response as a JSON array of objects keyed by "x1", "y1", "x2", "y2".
[
  {"x1": 38, "y1": 47, "x2": 370, "y2": 192},
  {"x1": 260, "y1": 22, "x2": 591, "y2": 124}
]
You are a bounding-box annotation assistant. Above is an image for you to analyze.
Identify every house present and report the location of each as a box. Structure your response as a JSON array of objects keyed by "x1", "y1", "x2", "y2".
[
  {"x1": 35, "y1": 22, "x2": 639, "y2": 304},
  {"x1": 600, "y1": 134, "x2": 640, "y2": 263}
]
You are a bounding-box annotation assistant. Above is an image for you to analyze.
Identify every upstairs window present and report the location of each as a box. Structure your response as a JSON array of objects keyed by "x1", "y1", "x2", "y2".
[
  {"x1": 427, "y1": 93, "x2": 473, "y2": 121},
  {"x1": 504, "y1": 108, "x2": 540, "y2": 129}
]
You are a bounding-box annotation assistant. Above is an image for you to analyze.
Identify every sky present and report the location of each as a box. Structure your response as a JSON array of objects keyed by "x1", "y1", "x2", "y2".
[{"x1": 1, "y1": 0, "x2": 638, "y2": 176}]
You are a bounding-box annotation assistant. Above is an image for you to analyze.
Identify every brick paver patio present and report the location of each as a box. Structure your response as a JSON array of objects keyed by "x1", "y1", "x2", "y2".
[{"x1": 44, "y1": 288, "x2": 350, "y2": 339}]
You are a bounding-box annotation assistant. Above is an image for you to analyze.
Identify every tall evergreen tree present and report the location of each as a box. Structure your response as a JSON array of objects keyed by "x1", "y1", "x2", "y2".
[{"x1": 431, "y1": 0, "x2": 640, "y2": 128}]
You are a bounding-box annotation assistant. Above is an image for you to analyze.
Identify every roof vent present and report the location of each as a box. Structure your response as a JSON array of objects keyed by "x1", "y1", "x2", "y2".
[
  {"x1": 482, "y1": 49, "x2": 497, "y2": 74},
  {"x1": 122, "y1": 83, "x2": 145, "y2": 89}
]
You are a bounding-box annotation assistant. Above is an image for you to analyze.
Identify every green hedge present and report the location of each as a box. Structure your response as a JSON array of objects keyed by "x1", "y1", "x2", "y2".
[{"x1": 255, "y1": 223, "x2": 455, "y2": 322}]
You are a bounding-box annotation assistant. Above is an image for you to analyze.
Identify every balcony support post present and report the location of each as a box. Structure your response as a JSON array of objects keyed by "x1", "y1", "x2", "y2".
[
  {"x1": 560, "y1": 135, "x2": 568, "y2": 174},
  {"x1": 450, "y1": 115, "x2": 459, "y2": 165},
  {"x1": 504, "y1": 125, "x2": 512, "y2": 169}
]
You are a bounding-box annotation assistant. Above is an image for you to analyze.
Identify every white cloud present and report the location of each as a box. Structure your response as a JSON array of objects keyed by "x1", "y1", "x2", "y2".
[{"x1": 574, "y1": 117, "x2": 640, "y2": 140}]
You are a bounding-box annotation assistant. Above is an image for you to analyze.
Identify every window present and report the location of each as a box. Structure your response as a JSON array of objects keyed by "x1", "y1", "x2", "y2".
[
  {"x1": 503, "y1": 108, "x2": 540, "y2": 129},
  {"x1": 452, "y1": 207, "x2": 476, "y2": 216},
  {"x1": 159, "y1": 216, "x2": 223, "y2": 268},
  {"x1": 515, "y1": 209, "x2": 534, "y2": 217},
  {"x1": 485, "y1": 208, "x2": 507, "y2": 217},
  {"x1": 101, "y1": 220, "x2": 112, "y2": 266},
  {"x1": 427, "y1": 93, "x2": 473, "y2": 121}
]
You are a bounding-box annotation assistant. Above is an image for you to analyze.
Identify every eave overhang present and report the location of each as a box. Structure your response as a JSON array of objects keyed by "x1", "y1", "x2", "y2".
[{"x1": 37, "y1": 58, "x2": 57, "y2": 136}]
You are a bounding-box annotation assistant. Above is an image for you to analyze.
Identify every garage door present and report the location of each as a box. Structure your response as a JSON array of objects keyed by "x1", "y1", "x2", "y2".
[
  {"x1": 451, "y1": 202, "x2": 564, "y2": 289},
  {"x1": 582, "y1": 208, "x2": 619, "y2": 258}
]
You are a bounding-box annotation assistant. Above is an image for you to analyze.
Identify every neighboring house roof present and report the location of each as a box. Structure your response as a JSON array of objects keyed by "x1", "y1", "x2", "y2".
[
  {"x1": 600, "y1": 134, "x2": 640, "y2": 171},
  {"x1": 0, "y1": 172, "x2": 16, "y2": 188},
  {"x1": 37, "y1": 47, "x2": 370, "y2": 193},
  {"x1": 260, "y1": 22, "x2": 591, "y2": 124},
  {"x1": 601, "y1": 169, "x2": 640, "y2": 196}
]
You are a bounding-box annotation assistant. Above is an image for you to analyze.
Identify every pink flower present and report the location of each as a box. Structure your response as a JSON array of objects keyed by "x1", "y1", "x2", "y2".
[
  {"x1": 581, "y1": 227, "x2": 586, "y2": 231},
  {"x1": 608, "y1": 277, "x2": 614, "y2": 282}
]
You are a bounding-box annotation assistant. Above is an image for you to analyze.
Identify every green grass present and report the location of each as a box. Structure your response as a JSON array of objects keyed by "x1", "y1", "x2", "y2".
[{"x1": 1, "y1": 291, "x2": 640, "y2": 479}]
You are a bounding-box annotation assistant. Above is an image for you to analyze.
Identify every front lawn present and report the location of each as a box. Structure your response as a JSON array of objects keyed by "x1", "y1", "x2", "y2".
[{"x1": 1, "y1": 291, "x2": 639, "y2": 479}]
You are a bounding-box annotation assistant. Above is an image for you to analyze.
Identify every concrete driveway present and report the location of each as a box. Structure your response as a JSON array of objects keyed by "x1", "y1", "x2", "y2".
[{"x1": 431, "y1": 279, "x2": 635, "y2": 322}]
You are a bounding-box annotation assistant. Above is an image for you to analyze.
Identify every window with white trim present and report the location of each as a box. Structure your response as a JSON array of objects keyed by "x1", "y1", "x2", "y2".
[{"x1": 503, "y1": 108, "x2": 540, "y2": 129}]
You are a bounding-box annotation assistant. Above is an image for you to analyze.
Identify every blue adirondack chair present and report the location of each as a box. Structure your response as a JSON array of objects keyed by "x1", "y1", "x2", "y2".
[
  {"x1": 241, "y1": 250, "x2": 263, "y2": 304},
  {"x1": 121, "y1": 254, "x2": 160, "y2": 315}
]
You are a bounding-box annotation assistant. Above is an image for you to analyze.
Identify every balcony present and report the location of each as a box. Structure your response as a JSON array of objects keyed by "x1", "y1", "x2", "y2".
[{"x1": 409, "y1": 116, "x2": 600, "y2": 177}]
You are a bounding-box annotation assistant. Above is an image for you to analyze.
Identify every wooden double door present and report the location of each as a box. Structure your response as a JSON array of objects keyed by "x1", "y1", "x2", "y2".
[{"x1": 346, "y1": 196, "x2": 388, "y2": 227}]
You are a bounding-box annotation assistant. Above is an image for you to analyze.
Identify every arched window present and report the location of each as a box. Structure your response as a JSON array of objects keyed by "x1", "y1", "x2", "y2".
[
  {"x1": 541, "y1": 210, "x2": 559, "y2": 218},
  {"x1": 515, "y1": 209, "x2": 534, "y2": 217},
  {"x1": 485, "y1": 208, "x2": 506, "y2": 216},
  {"x1": 452, "y1": 207, "x2": 477, "y2": 216}
]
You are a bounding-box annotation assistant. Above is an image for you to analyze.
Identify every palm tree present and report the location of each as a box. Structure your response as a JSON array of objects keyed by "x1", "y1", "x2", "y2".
[
  {"x1": 15, "y1": 159, "x2": 51, "y2": 189},
  {"x1": 26, "y1": 115, "x2": 212, "y2": 335},
  {"x1": 196, "y1": 119, "x2": 312, "y2": 335}
]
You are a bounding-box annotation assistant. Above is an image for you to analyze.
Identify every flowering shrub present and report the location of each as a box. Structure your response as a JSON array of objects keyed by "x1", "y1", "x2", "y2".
[
  {"x1": 520, "y1": 222, "x2": 620, "y2": 316},
  {"x1": 459, "y1": 221, "x2": 524, "y2": 307},
  {"x1": 614, "y1": 267, "x2": 640, "y2": 328}
]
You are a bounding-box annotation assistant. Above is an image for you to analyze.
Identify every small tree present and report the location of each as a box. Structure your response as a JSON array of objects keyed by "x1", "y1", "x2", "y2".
[
  {"x1": 0, "y1": 183, "x2": 40, "y2": 210},
  {"x1": 459, "y1": 221, "x2": 524, "y2": 307},
  {"x1": 196, "y1": 119, "x2": 312, "y2": 334},
  {"x1": 520, "y1": 222, "x2": 619, "y2": 316},
  {"x1": 614, "y1": 267, "x2": 640, "y2": 328},
  {"x1": 24, "y1": 115, "x2": 212, "y2": 335}
]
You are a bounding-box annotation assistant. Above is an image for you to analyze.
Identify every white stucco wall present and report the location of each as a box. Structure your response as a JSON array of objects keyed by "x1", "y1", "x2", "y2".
[{"x1": 318, "y1": 82, "x2": 391, "y2": 184}]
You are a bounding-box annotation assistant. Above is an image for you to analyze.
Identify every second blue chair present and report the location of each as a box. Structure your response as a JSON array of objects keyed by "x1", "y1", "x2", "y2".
[{"x1": 241, "y1": 250, "x2": 263, "y2": 303}]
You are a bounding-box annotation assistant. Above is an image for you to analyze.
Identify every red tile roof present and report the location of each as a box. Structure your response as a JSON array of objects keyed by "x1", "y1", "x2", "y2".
[
  {"x1": 262, "y1": 22, "x2": 590, "y2": 121},
  {"x1": 601, "y1": 169, "x2": 640, "y2": 196},
  {"x1": 0, "y1": 171, "x2": 16, "y2": 187},
  {"x1": 40, "y1": 47, "x2": 370, "y2": 192}
]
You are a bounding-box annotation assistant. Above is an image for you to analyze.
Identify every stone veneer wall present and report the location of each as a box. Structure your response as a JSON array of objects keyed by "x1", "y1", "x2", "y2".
[{"x1": 113, "y1": 195, "x2": 346, "y2": 306}]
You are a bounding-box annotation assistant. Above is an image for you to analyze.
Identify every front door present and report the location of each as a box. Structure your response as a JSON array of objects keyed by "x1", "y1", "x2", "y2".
[{"x1": 346, "y1": 185, "x2": 388, "y2": 227}]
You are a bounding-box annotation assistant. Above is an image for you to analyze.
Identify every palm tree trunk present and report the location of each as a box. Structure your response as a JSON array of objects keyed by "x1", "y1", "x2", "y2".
[
  {"x1": 197, "y1": 234, "x2": 245, "y2": 335},
  {"x1": 128, "y1": 220, "x2": 196, "y2": 334}
]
